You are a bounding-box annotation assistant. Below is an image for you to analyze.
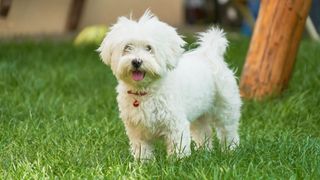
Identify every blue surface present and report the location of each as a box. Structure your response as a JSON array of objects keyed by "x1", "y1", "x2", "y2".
[
  {"x1": 241, "y1": 0, "x2": 320, "y2": 36},
  {"x1": 310, "y1": 0, "x2": 320, "y2": 33},
  {"x1": 241, "y1": 0, "x2": 260, "y2": 36}
]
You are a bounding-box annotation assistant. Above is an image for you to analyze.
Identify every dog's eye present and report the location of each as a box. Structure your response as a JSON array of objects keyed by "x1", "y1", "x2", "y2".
[
  {"x1": 146, "y1": 45, "x2": 152, "y2": 52},
  {"x1": 124, "y1": 45, "x2": 133, "y2": 52}
]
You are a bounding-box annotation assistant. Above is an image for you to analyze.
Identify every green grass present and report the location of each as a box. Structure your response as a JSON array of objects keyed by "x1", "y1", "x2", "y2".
[{"x1": 0, "y1": 37, "x2": 319, "y2": 179}]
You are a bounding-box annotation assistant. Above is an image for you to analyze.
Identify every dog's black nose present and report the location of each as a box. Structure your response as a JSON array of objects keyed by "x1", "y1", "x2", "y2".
[{"x1": 131, "y1": 59, "x2": 142, "y2": 68}]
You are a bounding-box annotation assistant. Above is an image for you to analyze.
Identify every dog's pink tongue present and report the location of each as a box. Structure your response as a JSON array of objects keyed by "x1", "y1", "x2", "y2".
[{"x1": 132, "y1": 71, "x2": 144, "y2": 81}]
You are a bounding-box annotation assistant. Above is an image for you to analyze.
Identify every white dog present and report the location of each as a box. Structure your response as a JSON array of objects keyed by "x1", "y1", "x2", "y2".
[{"x1": 98, "y1": 11, "x2": 241, "y2": 161}]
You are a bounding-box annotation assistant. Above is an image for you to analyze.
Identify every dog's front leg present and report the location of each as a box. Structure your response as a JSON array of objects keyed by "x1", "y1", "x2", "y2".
[
  {"x1": 124, "y1": 122, "x2": 154, "y2": 161},
  {"x1": 165, "y1": 121, "x2": 191, "y2": 158}
]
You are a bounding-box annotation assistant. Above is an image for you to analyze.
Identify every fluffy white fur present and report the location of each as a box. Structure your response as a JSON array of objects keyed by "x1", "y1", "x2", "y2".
[{"x1": 98, "y1": 11, "x2": 242, "y2": 161}]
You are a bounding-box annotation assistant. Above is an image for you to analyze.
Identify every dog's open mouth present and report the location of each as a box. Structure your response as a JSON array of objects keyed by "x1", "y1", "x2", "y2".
[{"x1": 132, "y1": 70, "x2": 145, "y2": 81}]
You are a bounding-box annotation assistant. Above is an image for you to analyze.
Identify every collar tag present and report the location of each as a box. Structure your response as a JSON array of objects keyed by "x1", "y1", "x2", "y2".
[
  {"x1": 133, "y1": 100, "x2": 139, "y2": 107},
  {"x1": 127, "y1": 90, "x2": 147, "y2": 107}
]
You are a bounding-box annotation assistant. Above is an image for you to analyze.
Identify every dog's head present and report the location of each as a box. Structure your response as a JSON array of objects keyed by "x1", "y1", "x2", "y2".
[{"x1": 98, "y1": 11, "x2": 185, "y2": 87}]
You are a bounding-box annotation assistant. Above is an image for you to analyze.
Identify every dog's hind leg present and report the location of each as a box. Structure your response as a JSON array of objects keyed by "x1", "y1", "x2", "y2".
[
  {"x1": 214, "y1": 120, "x2": 239, "y2": 150},
  {"x1": 212, "y1": 68, "x2": 241, "y2": 150},
  {"x1": 213, "y1": 95, "x2": 241, "y2": 150},
  {"x1": 190, "y1": 114, "x2": 213, "y2": 150}
]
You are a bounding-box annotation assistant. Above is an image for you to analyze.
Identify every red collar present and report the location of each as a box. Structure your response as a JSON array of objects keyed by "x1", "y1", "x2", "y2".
[
  {"x1": 127, "y1": 90, "x2": 148, "y2": 96},
  {"x1": 127, "y1": 90, "x2": 148, "y2": 107}
]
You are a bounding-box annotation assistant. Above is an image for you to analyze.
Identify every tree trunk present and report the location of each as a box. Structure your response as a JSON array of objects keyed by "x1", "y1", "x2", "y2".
[{"x1": 240, "y1": 0, "x2": 312, "y2": 99}]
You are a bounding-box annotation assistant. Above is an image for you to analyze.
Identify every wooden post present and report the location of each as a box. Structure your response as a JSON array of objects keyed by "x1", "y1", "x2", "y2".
[
  {"x1": 0, "y1": 0, "x2": 12, "y2": 17},
  {"x1": 240, "y1": 0, "x2": 312, "y2": 99},
  {"x1": 66, "y1": 0, "x2": 86, "y2": 31}
]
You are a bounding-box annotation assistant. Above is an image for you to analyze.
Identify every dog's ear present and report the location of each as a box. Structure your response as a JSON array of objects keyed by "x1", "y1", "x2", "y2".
[
  {"x1": 155, "y1": 22, "x2": 185, "y2": 70},
  {"x1": 158, "y1": 30, "x2": 186, "y2": 71},
  {"x1": 165, "y1": 35, "x2": 185, "y2": 70},
  {"x1": 97, "y1": 34, "x2": 112, "y2": 66},
  {"x1": 98, "y1": 16, "x2": 135, "y2": 66}
]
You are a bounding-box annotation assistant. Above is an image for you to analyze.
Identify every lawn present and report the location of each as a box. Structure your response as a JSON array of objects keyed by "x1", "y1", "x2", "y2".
[{"x1": 0, "y1": 36, "x2": 319, "y2": 179}]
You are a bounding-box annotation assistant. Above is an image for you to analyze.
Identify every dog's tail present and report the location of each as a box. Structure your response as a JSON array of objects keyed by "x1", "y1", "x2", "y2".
[{"x1": 196, "y1": 26, "x2": 228, "y2": 59}]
